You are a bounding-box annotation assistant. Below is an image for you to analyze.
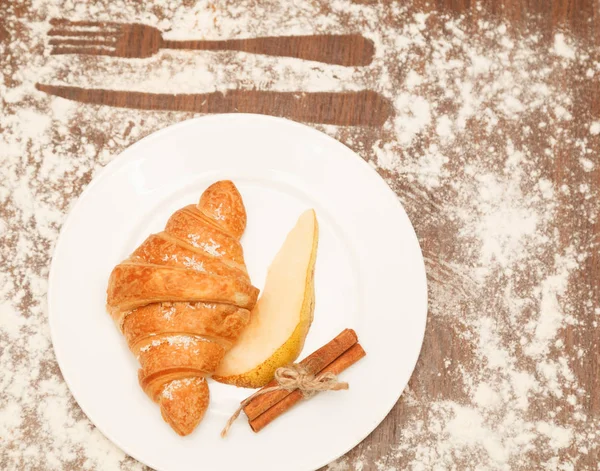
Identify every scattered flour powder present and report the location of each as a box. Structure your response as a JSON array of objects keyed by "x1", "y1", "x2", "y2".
[{"x1": 0, "y1": 0, "x2": 598, "y2": 470}]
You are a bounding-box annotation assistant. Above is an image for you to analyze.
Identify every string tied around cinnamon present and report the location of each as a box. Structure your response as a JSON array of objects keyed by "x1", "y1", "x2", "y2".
[{"x1": 221, "y1": 362, "x2": 349, "y2": 437}]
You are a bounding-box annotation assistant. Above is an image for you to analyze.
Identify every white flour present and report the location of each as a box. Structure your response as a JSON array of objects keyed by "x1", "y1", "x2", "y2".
[
  {"x1": 139, "y1": 335, "x2": 201, "y2": 353},
  {"x1": 0, "y1": 0, "x2": 598, "y2": 470},
  {"x1": 182, "y1": 256, "x2": 206, "y2": 272},
  {"x1": 161, "y1": 378, "x2": 199, "y2": 401},
  {"x1": 161, "y1": 304, "x2": 177, "y2": 320}
]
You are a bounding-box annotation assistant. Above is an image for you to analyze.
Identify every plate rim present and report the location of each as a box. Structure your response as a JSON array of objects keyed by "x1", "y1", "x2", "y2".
[{"x1": 47, "y1": 113, "x2": 428, "y2": 471}]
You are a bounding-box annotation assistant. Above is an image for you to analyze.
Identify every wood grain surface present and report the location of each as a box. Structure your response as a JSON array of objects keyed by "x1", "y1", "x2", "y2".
[{"x1": 0, "y1": 0, "x2": 598, "y2": 470}]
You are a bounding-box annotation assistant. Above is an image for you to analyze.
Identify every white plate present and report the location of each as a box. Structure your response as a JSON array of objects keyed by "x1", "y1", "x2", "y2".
[{"x1": 48, "y1": 114, "x2": 427, "y2": 471}]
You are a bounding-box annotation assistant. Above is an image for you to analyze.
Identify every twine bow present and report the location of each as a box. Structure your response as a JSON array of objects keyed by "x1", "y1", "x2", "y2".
[{"x1": 221, "y1": 363, "x2": 348, "y2": 437}]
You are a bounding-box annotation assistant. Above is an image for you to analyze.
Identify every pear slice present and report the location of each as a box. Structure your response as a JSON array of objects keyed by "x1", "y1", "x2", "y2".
[{"x1": 213, "y1": 209, "x2": 318, "y2": 388}]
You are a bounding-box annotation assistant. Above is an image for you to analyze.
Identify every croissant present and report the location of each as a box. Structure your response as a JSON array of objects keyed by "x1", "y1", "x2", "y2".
[{"x1": 106, "y1": 180, "x2": 259, "y2": 435}]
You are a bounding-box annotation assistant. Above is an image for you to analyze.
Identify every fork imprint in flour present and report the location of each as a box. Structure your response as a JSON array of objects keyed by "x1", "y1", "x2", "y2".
[{"x1": 47, "y1": 18, "x2": 375, "y2": 66}]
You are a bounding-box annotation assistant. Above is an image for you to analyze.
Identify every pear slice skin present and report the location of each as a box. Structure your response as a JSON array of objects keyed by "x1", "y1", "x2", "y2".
[{"x1": 213, "y1": 209, "x2": 318, "y2": 388}]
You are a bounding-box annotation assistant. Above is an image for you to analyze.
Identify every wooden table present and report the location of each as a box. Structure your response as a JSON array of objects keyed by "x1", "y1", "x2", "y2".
[{"x1": 0, "y1": 0, "x2": 598, "y2": 469}]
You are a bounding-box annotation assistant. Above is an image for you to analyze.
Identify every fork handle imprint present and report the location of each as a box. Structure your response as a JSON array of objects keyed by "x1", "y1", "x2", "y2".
[{"x1": 159, "y1": 35, "x2": 374, "y2": 66}]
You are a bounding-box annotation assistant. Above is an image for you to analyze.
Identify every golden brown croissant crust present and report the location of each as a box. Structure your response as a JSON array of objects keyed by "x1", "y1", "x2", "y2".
[{"x1": 106, "y1": 180, "x2": 258, "y2": 436}]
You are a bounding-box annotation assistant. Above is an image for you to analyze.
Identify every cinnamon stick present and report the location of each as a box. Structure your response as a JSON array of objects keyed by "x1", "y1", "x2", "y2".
[
  {"x1": 243, "y1": 328, "x2": 358, "y2": 421},
  {"x1": 248, "y1": 343, "x2": 366, "y2": 432}
]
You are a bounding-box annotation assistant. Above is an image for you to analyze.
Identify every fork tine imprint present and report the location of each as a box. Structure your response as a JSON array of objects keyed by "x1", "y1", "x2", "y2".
[
  {"x1": 50, "y1": 46, "x2": 118, "y2": 56},
  {"x1": 48, "y1": 28, "x2": 120, "y2": 37},
  {"x1": 49, "y1": 38, "x2": 117, "y2": 47},
  {"x1": 49, "y1": 18, "x2": 121, "y2": 28}
]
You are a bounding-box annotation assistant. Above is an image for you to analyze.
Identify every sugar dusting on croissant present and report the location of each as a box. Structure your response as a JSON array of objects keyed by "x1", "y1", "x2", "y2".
[{"x1": 106, "y1": 180, "x2": 258, "y2": 436}]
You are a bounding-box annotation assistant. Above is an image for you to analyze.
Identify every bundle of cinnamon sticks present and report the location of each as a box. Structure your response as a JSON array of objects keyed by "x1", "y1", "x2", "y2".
[{"x1": 242, "y1": 328, "x2": 365, "y2": 432}]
